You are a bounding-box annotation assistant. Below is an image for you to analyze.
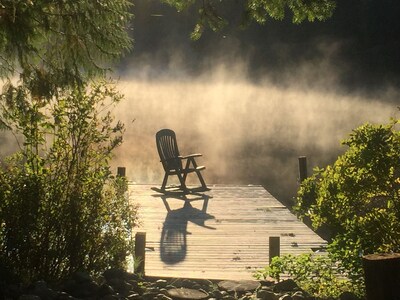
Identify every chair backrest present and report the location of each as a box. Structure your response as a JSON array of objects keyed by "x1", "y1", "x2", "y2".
[{"x1": 156, "y1": 129, "x2": 182, "y2": 171}]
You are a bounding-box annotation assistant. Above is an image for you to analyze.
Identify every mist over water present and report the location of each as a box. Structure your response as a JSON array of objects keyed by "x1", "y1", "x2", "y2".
[
  {"x1": 0, "y1": 64, "x2": 397, "y2": 205},
  {"x1": 112, "y1": 63, "x2": 398, "y2": 204}
]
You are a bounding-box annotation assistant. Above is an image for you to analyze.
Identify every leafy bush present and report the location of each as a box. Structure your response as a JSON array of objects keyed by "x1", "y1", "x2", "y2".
[
  {"x1": 295, "y1": 118, "x2": 400, "y2": 280},
  {"x1": 0, "y1": 80, "x2": 138, "y2": 282},
  {"x1": 255, "y1": 253, "x2": 359, "y2": 298},
  {"x1": 255, "y1": 116, "x2": 400, "y2": 298}
]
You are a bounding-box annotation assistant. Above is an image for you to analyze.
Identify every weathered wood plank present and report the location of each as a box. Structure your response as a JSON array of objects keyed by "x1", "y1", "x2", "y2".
[{"x1": 129, "y1": 184, "x2": 326, "y2": 280}]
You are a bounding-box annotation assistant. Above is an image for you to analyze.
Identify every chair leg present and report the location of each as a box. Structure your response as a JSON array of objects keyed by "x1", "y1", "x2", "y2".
[
  {"x1": 196, "y1": 170, "x2": 207, "y2": 189},
  {"x1": 176, "y1": 172, "x2": 188, "y2": 192},
  {"x1": 161, "y1": 173, "x2": 169, "y2": 191},
  {"x1": 183, "y1": 159, "x2": 190, "y2": 183},
  {"x1": 187, "y1": 157, "x2": 207, "y2": 189}
]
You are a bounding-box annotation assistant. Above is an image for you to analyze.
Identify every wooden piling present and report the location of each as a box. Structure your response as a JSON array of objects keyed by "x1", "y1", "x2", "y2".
[
  {"x1": 298, "y1": 156, "x2": 308, "y2": 183},
  {"x1": 363, "y1": 253, "x2": 400, "y2": 300},
  {"x1": 269, "y1": 236, "x2": 280, "y2": 264},
  {"x1": 117, "y1": 167, "x2": 126, "y2": 177},
  {"x1": 134, "y1": 232, "x2": 146, "y2": 275}
]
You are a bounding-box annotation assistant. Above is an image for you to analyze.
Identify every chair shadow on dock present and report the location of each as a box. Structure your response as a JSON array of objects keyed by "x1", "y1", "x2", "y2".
[{"x1": 156, "y1": 193, "x2": 215, "y2": 264}]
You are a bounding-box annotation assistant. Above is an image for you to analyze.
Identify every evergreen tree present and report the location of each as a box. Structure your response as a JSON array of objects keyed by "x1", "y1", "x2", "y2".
[
  {"x1": 162, "y1": 0, "x2": 336, "y2": 39},
  {"x1": 0, "y1": 0, "x2": 132, "y2": 89}
]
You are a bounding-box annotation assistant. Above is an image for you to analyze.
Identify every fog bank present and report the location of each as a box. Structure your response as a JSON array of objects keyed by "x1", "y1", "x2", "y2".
[{"x1": 112, "y1": 64, "x2": 398, "y2": 204}]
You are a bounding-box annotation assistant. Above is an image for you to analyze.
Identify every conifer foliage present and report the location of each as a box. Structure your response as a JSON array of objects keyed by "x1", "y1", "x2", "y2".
[
  {"x1": 0, "y1": 0, "x2": 132, "y2": 85},
  {"x1": 162, "y1": 0, "x2": 336, "y2": 39}
]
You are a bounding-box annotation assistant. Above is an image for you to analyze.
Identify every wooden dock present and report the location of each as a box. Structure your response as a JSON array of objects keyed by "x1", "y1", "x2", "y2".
[{"x1": 129, "y1": 184, "x2": 326, "y2": 280}]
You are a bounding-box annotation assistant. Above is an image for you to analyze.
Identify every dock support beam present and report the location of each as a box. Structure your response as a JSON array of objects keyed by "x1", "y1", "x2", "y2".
[
  {"x1": 269, "y1": 236, "x2": 280, "y2": 264},
  {"x1": 117, "y1": 167, "x2": 126, "y2": 177},
  {"x1": 298, "y1": 156, "x2": 308, "y2": 183},
  {"x1": 134, "y1": 232, "x2": 146, "y2": 275}
]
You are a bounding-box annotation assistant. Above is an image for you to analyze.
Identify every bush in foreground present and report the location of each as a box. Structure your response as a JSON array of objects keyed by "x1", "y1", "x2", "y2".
[{"x1": 0, "y1": 81, "x2": 138, "y2": 282}]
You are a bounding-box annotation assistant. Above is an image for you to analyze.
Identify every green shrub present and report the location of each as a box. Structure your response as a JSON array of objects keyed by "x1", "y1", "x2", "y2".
[
  {"x1": 255, "y1": 253, "x2": 360, "y2": 298},
  {"x1": 255, "y1": 116, "x2": 400, "y2": 298},
  {"x1": 295, "y1": 119, "x2": 400, "y2": 282},
  {"x1": 0, "y1": 80, "x2": 138, "y2": 282}
]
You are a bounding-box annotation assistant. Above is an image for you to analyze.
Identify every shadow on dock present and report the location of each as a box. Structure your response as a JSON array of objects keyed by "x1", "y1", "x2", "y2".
[{"x1": 154, "y1": 193, "x2": 215, "y2": 264}]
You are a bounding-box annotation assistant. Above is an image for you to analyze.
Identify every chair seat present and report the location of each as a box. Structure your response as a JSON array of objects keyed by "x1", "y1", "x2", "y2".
[{"x1": 168, "y1": 166, "x2": 205, "y2": 174}]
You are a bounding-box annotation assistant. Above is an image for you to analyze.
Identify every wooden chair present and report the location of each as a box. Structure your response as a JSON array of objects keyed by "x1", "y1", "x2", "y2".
[{"x1": 156, "y1": 129, "x2": 207, "y2": 192}]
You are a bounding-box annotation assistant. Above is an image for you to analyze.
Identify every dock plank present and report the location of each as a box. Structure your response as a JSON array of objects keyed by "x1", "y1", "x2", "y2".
[{"x1": 129, "y1": 184, "x2": 326, "y2": 280}]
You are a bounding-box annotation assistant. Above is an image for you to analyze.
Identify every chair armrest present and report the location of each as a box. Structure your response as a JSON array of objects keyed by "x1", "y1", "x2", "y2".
[{"x1": 181, "y1": 153, "x2": 202, "y2": 159}]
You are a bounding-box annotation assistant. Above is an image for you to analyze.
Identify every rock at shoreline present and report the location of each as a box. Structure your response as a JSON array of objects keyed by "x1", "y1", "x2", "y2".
[
  {"x1": 167, "y1": 287, "x2": 208, "y2": 299},
  {"x1": 218, "y1": 280, "x2": 261, "y2": 293},
  {"x1": 0, "y1": 268, "x2": 362, "y2": 300}
]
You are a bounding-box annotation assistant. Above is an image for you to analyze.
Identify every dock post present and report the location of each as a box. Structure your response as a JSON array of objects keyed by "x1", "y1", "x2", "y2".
[
  {"x1": 298, "y1": 156, "x2": 308, "y2": 183},
  {"x1": 134, "y1": 232, "x2": 146, "y2": 275},
  {"x1": 269, "y1": 236, "x2": 280, "y2": 264},
  {"x1": 363, "y1": 253, "x2": 400, "y2": 300},
  {"x1": 117, "y1": 167, "x2": 126, "y2": 177}
]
